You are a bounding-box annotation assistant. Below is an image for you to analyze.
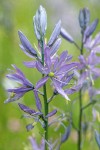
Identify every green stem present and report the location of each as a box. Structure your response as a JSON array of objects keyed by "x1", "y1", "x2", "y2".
[
  {"x1": 78, "y1": 88, "x2": 82, "y2": 150},
  {"x1": 82, "y1": 100, "x2": 96, "y2": 110},
  {"x1": 41, "y1": 38, "x2": 48, "y2": 150},
  {"x1": 78, "y1": 34, "x2": 84, "y2": 150},
  {"x1": 47, "y1": 93, "x2": 55, "y2": 103},
  {"x1": 74, "y1": 42, "x2": 81, "y2": 51},
  {"x1": 43, "y1": 83, "x2": 48, "y2": 150}
]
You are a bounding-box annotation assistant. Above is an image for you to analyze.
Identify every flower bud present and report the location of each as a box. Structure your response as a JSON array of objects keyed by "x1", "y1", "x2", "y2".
[
  {"x1": 45, "y1": 109, "x2": 57, "y2": 118},
  {"x1": 26, "y1": 124, "x2": 34, "y2": 131},
  {"x1": 60, "y1": 28, "x2": 74, "y2": 43},
  {"x1": 79, "y1": 8, "x2": 90, "y2": 30},
  {"x1": 33, "y1": 5, "x2": 47, "y2": 40},
  {"x1": 84, "y1": 19, "x2": 99, "y2": 38},
  {"x1": 48, "y1": 20, "x2": 61, "y2": 46}
]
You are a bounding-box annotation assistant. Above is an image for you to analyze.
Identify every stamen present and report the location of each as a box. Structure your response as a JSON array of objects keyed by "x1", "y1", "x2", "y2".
[
  {"x1": 54, "y1": 77, "x2": 75, "y2": 85},
  {"x1": 56, "y1": 66, "x2": 77, "y2": 76}
]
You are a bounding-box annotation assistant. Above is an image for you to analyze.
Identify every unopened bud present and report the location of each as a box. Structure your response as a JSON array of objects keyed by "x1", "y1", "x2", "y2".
[
  {"x1": 79, "y1": 8, "x2": 90, "y2": 30},
  {"x1": 33, "y1": 5, "x2": 47, "y2": 40}
]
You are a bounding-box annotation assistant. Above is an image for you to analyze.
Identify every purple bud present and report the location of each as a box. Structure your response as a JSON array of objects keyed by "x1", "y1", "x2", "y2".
[
  {"x1": 18, "y1": 103, "x2": 36, "y2": 115},
  {"x1": 60, "y1": 28, "x2": 74, "y2": 43},
  {"x1": 95, "y1": 130, "x2": 100, "y2": 148},
  {"x1": 26, "y1": 124, "x2": 34, "y2": 131},
  {"x1": 50, "y1": 38, "x2": 61, "y2": 56},
  {"x1": 79, "y1": 8, "x2": 90, "y2": 29},
  {"x1": 48, "y1": 20, "x2": 61, "y2": 46},
  {"x1": 45, "y1": 109, "x2": 57, "y2": 118},
  {"x1": 84, "y1": 19, "x2": 99, "y2": 41},
  {"x1": 18, "y1": 31, "x2": 37, "y2": 57},
  {"x1": 36, "y1": 76, "x2": 49, "y2": 89},
  {"x1": 61, "y1": 125, "x2": 71, "y2": 143}
]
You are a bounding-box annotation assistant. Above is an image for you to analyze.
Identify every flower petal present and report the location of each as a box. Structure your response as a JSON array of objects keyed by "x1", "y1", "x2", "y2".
[
  {"x1": 7, "y1": 87, "x2": 33, "y2": 93},
  {"x1": 4, "y1": 93, "x2": 24, "y2": 103},
  {"x1": 18, "y1": 103, "x2": 36, "y2": 115},
  {"x1": 88, "y1": 52, "x2": 100, "y2": 66},
  {"x1": 61, "y1": 73, "x2": 74, "y2": 87},
  {"x1": 56, "y1": 63, "x2": 77, "y2": 75},
  {"x1": 18, "y1": 31, "x2": 37, "y2": 57},
  {"x1": 65, "y1": 85, "x2": 81, "y2": 94},
  {"x1": 36, "y1": 61, "x2": 49, "y2": 74},
  {"x1": 23, "y1": 61, "x2": 37, "y2": 68},
  {"x1": 12, "y1": 65, "x2": 23, "y2": 76},
  {"x1": 91, "y1": 68, "x2": 100, "y2": 77},
  {"x1": 44, "y1": 46, "x2": 52, "y2": 69},
  {"x1": 34, "y1": 90, "x2": 42, "y2": 111},
  {"x1": 50, "y1": 38, "x2": 61, "y2": 56},
  {"x1": 53, "y1": 79, "x2": 70, "y2": 101},
  {"x1": 45, "y1": 109, "x2": 57, "y2": 118},
  {"x1": 36, "y1": 76, "x2": 49, "y2": 89}
]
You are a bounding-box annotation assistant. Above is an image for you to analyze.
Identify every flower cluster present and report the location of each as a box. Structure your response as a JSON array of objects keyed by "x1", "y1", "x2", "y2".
[
  {"x1": 59, "y1": 7, "x2": 100, "y2": 149},
  {"x1": 7, "y1": 5, "x2": 100, "y2": 150},
  {"x1": 4, "y1": 5, "x2": 79, "y2": 140},
  {"x1": 77, "y1": 8, "x2": 100, "y2": 100}
]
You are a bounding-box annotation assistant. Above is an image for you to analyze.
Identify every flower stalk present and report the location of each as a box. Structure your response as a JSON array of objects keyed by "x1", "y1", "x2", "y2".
[
  {"x1": 41, "y1": 38, "x2": 48, "y2": 150},
  {"x1": 78, "y1": 33, "x2": 84, "y2": 150}
]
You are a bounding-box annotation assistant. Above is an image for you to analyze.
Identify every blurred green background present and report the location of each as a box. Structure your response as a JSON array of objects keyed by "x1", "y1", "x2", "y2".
[{"x1": 0, "y1": 0, "x2": 100, "y2": 149}]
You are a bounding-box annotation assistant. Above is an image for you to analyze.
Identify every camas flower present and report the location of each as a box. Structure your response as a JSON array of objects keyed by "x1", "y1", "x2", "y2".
[
  {"x1": 4, "y1": 65, "x2": 34, "y2": 103},
  {"x1": 4, "y1": 65, "x2": 42, "y2": 111},
  {"x1": 88, "y1": 87, "x2": 100, "y2": 100},
  {"x1": 35, "y1": 48, "x2": 78, "y2": 101},
  {"x1": 77, "y1": 51, "x2": 100, "y2": 96},
  {"x1": 78, "y1": 51, "x2": 100, "y2": 86},
  {"x1": 84, "y1": 32, "x2": 100, "y2": 53}
]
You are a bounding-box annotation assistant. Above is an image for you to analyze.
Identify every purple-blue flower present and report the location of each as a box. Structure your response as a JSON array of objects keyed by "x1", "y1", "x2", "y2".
[
  {"x1": 4, "y1": 65, "x2": 42, "y2": 111},
  {"x1": 84, "y1": 32, "x2": 100, "y2": 53},
  {"x1": 35, "y1": 48, "x2": 78, "y2": 100},
  {"x1": 4, "y1": 65, "x2": 34, "y2": 103},
  {"x1": 78, "y1": 50, "x2": 100, "y2": 87}
]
